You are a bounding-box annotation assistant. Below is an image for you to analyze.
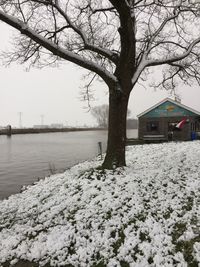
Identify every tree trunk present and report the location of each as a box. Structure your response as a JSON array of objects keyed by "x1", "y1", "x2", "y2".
[{"x1": 102, "y1": 84, "x2": 130, "y2": 169}]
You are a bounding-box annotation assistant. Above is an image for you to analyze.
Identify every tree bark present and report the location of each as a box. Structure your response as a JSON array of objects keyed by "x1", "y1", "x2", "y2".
[{"x1": 102, "y1": 84, "x2": 130, "y2": 169}]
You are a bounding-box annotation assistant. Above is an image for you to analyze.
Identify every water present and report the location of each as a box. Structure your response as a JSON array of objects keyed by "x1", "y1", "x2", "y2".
[{"x1": 0, "y1": 129, "x2": 137, "y2": 199}]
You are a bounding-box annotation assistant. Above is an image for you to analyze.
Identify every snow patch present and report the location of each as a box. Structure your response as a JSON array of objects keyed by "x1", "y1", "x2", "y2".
[{"x1": 0, "y1": 141, "x2": 200, "y2": 266}]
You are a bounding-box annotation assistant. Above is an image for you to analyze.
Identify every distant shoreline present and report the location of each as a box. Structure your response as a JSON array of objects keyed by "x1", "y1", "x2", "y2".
[{"x1": 0, "y1": 127, "x2": 108, "y2": 135}]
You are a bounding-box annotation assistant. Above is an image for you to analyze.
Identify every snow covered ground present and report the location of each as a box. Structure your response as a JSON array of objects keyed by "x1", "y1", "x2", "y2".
[{"x1": 0, "y1": 141, "x2": 199, "y2": 267}]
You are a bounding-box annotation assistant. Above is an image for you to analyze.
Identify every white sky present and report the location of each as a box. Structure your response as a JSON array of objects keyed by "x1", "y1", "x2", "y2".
[{"x1": 0, "y1": 22, "x2": 200, "y2": 128}]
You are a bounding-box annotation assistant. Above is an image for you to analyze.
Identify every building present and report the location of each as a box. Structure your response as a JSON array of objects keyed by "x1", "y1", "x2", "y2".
[
  {"x1": 50, "y1": 123, "x2": 64, "y2": 128},
  {"x1": 33, "y1": 125, "x2": 49, "y2": 129},
  {"x1": 138, "y1": 98, "x2": 200, "y2": 141}
]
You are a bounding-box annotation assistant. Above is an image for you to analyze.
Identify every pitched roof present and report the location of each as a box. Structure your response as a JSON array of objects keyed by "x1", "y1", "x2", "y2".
[{"x1": 137, "y1": 98, "x2": 200, "y2": 118}]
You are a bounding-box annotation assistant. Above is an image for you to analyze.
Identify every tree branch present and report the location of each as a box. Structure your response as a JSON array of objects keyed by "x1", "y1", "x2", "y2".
[
  {"x1": 0, "y1": 10, "x2": 117, "y2": 86},
  {"x1": 142, "y1": 11, "x2": 180, "y2": 61},
  {"x1": 52, "y1": 1, "x2": 119, "y2": 64},
  {"x1": 92, "y1": 7, "x2": 116, "y2": 14},
  {"x1": 28, "y1": 0, "x2": 119, "y2": 64},
  {"x1": 146, "y1": 37, "x2": 200, "y2": 67}
]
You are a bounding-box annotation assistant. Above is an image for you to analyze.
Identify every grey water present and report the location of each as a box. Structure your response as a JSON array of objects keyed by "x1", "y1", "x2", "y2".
[{"x1": 0, "y1": 129, "x2": 137, "y2": 200}]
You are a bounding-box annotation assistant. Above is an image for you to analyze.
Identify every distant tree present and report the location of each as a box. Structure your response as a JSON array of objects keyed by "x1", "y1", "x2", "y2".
[
  {"x1": 127, "y1": 119, "x2": 138, "y2": 129},
  {"x1": 0, "y1": 1, "x2": 200, "y2": 168},
  {"x1": 91, "y1": 105, "x2": 109, "y2": 128},
  {"x1": 91, "y1": 104, "x2": 131, "y2": 128}
]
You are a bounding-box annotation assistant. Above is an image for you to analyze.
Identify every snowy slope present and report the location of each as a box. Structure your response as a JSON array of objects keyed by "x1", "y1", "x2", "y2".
[{"x1": 0, "y1": 141, "x2": 199, "y2": 267}]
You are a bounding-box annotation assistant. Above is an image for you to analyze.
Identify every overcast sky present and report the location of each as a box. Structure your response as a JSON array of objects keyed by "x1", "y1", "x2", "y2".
[{"x1": 0, "y1": 22, "x2": 200, "y2": 128}]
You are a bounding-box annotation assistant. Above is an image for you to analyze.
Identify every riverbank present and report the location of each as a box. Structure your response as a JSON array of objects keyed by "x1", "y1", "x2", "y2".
[
  {"x1": 0, "y1": 127, "x2": 107, "y2": 136},
  {"x1": 0, "y1": 141, "x2": 199, "y2": 266}
]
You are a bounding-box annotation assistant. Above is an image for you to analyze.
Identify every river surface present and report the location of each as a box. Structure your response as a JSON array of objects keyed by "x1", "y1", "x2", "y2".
[{"x1": 0, "y1": 129, "x2": 137, "y2": 199}]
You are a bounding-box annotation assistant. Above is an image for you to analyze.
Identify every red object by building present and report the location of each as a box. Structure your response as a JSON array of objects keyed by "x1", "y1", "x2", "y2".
[{"x1": 176, "y1": 118, "x2": 187, "y2": 129}]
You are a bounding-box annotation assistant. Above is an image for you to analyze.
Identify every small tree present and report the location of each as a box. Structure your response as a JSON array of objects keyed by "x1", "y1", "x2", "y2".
[{"x1": 0, "y1": 1, "x2": 200, "y2": 168}]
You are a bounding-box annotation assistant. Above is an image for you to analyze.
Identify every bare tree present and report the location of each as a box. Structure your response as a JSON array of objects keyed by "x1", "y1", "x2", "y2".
[
  {"x1": 91, "y1": 105, "x2": 109, "y2": 128},
  {"x1": 0, "y1": 0, "x2": 200, "y2": 168},
  {"x1": 91, "y1": 104, "x2": 131, "y2": 128}
]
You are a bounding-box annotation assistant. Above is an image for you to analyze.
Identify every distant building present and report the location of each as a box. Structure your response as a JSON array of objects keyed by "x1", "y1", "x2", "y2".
[
  {"x1": 50, "y1": 123, "x2": 64, "y2": 128},
  {"x1": 138, "y1": 98, "x2": 200, "y2": 141},
  {"x1": 33, "y1": 125, "x2": 49, "y2": 129}
]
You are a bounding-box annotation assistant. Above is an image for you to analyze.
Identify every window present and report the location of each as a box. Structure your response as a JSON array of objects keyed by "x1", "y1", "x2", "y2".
[{"x1": 146, "y1": 121, "x2": 159, "y2": 132}]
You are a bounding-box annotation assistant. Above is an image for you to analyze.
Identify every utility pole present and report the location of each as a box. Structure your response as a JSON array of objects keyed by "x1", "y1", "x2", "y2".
[{"x1": 18, "y1": 112, "x2": 22, "y2": 128}]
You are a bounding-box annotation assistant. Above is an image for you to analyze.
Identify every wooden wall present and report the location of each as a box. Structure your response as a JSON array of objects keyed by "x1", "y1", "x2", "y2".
[{"x1": 138, "y1": 116, "x2": 193, "y2": 141}]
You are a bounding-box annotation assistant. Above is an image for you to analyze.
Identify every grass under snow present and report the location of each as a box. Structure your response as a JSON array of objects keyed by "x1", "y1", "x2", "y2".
[{"x1": 0, "y1": 141, "x2": 200, "y2": 267}]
